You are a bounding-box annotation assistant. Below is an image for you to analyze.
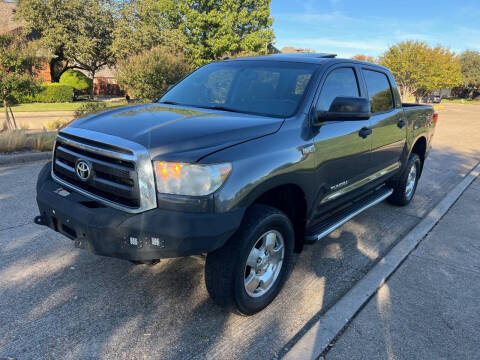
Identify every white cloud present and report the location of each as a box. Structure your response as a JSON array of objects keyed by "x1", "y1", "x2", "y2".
[
  {"x1": 284, "y1": 38, "x2": 386, "y2": 51},
  {"x1": 273, "y1": 6, "x2": 480, "y2": 57}
]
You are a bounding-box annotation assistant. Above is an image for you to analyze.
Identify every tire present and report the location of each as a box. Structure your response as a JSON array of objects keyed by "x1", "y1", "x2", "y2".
[
  {"x1": 205, "y1": 204, "x2": 294, "y2": 315},
  {"x1": 388, "y1": 153, "x2": 421, "y2": 206}
]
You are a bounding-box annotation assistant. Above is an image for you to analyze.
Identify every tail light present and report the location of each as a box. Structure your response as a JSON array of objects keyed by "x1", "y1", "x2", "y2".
[{"x1": 432, "y1": 112, "x2": 439, "y2": 125}]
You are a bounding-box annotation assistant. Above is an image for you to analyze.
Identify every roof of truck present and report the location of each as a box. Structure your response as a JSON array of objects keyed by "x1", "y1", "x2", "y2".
[{"x1": 224, "y1": 53, "x2": 389, "y2": 70}]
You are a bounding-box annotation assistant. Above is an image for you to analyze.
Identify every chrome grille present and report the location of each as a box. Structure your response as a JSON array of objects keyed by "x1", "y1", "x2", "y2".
[{"x1": 51, "y1": 127, "x2": 157, "y2": 213}]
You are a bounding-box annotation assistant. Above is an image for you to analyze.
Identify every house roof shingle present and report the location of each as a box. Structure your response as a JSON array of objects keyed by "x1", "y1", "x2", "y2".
[{"x1": 0, "y1": 1, "x2": 24, "y2": 34}]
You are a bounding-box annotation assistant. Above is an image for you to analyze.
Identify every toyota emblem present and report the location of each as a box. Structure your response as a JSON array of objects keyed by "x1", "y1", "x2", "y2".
[{"x1": 75, "y1": 160, "x2": 91, "y2": 181}]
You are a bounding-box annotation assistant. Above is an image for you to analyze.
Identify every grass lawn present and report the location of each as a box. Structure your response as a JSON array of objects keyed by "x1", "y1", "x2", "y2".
[
  {"x1": 441, "y1": 98, "x2": 480, "y2": 105},
  {"x1": 6, "y1": 101, "x2": 128, "y2": 112}
]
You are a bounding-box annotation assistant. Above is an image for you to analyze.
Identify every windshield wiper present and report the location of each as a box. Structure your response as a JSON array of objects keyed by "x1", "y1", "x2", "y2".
[
  {"x1": 199, "y1": 105, "x2": 244, "y2": 114},
  {"x1": 159, "y1": 101, "x2": 181, "y2": 105},
  {"x1": 159, "y1": 102, "x2": 244, "y2": 114}
]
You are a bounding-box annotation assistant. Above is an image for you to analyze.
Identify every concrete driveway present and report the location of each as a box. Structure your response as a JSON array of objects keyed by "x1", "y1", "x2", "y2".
[{"x1": 0, "y1": 103, "x2": 479, "y2": 360}]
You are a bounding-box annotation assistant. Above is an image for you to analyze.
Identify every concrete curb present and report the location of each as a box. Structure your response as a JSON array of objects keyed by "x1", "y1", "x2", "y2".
[
  {"x1": 0, "y1": 151, "x2": 51, "y2": 166},
  {"x1": 283, "y1": 161, "x2": 480, "y2": 360}
]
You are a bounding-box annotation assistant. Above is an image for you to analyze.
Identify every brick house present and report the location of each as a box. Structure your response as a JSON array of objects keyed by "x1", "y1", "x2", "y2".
[
  {"x1": 0, "y1": 1, "x2": 23, "y2": 36},
  {"x1": 281, "y1": 46, "x2": 312, "y2": 53},
  {"x1": 79, "y1": 67, "x2": 123, "y2": 96},
  {"x1": 1, "y1": 1, "x2": 120, "y2": 95}
]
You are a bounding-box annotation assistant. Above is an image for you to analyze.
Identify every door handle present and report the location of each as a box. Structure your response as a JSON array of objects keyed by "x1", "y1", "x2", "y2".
[
  {"x1": 358, "y1": 127, "x2": 372, "y2": 139},
  {"x1": 397, "y1": 120, "x2": 406, "y2": 128}
]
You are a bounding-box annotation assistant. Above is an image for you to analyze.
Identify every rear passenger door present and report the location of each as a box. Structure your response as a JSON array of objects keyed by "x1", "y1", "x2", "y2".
[
  {"x1": 361, "y1": 67, "x2": 406, "y2": 174},
  {"x1": 312, "y1": 65, "x2": 372, "y2": 212}
]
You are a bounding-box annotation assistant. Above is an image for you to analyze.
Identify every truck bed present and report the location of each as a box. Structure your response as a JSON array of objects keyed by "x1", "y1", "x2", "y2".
[{"x1": 402, "y1": 103, "x2": 433, "y2": 109}]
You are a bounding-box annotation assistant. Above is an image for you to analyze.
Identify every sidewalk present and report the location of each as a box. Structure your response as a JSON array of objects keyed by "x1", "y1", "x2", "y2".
[
  {"x1": 325, "y1": 177, "x2": 480, "y2": 360},
  {"x1": 0, "y1": 111, "x2": 75, "y2": 129}
]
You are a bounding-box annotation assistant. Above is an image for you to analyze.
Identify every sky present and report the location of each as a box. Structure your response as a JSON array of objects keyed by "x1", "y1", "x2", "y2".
[{"x1": 270, "y1": 0, "x2": 480, "y2": 58}]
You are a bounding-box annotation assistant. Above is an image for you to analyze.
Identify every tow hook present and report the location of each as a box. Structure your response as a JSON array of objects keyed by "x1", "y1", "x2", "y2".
[
  {"x1": 34, "y1": 215, "x2": 45, "y2": 226},
  {"x1": 74, "y1": 239, "x2": 86, "y2": 249}
]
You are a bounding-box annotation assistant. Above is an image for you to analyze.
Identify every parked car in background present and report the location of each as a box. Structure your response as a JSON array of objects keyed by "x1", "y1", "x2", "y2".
[
  {"x1": 35, "y1": 53, "x2": 437, "y2": 314},
  {"x1": 422, "y1": 94, "x2": 442, "y2": 103}
]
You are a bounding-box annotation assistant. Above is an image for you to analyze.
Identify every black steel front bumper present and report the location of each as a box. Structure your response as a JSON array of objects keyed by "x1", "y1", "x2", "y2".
[{"x1": 36, "y1": 163, "x2": 244, "y2": 261}]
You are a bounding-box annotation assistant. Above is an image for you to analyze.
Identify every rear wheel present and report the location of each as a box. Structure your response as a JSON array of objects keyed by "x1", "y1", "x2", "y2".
[
  {"x1": 205, "y1": 205, "x2": 294, "y2": 315},
  {"x1": 388, "y1": 153, "x2": 421, "y2": 206}
]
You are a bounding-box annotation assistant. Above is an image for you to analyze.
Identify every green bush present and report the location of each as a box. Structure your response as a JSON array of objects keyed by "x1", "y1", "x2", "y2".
[
  {"x1": 74, "y1": 102, "x2": 107, "y2": 118},
  {"x1": 11, "y1": 91, "x2": 38, "y2": 104},
  {"x1": 36, "y1": 83, "x2": 74, "y2": 103},
  {"x1": 59, "y1": 70, "x2": 92, "y2": 93},
  {"x1": 116, "y1": 46, "x2": 191, "y2": 101}
]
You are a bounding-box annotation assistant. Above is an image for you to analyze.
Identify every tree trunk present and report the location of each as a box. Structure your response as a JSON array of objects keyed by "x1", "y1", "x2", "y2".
[
  {"x1": 414, "y1": 92, "x2": 420, "y2": 104},
  {"x1": 49, "y1": 58, "x2": 61, "y2": 83},
  {"x1": 9, "y1": 106, "x2": 18, "y2": 129},
  {"x1": 3, "y1": 98, "x2": 12, "y2": 130},
  {"x1": 90, "y1": 70, "x2": 96, "y2": 100}
]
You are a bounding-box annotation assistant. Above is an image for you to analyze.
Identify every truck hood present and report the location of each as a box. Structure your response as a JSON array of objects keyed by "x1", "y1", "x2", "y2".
[{"x1": 69, "y1": 103, "x2": 284, "y2": 162}]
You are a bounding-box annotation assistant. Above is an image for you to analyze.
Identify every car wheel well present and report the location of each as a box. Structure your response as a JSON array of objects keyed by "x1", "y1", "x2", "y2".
[
  {"x1": 252, "y1": 184, "x2": 307, "y2": 253},
  {"x1": 411, "y1": 136, "x2": 427, "y2": 174}
]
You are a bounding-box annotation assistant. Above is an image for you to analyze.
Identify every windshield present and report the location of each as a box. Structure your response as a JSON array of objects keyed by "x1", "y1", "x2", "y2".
[{"x1": 160, "y1": 60, "x2": 318, "y2": 118}]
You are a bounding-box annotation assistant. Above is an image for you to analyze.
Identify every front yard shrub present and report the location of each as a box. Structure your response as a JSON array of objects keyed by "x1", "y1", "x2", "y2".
[
  {"x1": 44, "y1": 117, "x2": 71, "y2": 130},
  {"x1": 59, "y1": 70, "x2": 92, "y2": 93},
  {"x1": 36, "y1": 83, "x2": 74, "y2": 103},
  {"x1": 116, "y1": 46, "x2": 191, "y2": 101},
  {"x1": 74, "y1": 101, "x2": 107, "y2": 119}
]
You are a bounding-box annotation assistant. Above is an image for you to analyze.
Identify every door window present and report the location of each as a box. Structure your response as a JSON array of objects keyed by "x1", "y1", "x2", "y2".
[
  {"x1": 363, "y1": 70, "x2": 394, "y2": 113},
  {"x1": 316, "y1": 68, "x2": 360, "y2": 111}
]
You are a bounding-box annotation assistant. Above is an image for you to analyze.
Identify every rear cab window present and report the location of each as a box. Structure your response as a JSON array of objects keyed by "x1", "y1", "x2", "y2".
[{"x1": 362, "y1": 69, "x2": 394, "y2": 113}]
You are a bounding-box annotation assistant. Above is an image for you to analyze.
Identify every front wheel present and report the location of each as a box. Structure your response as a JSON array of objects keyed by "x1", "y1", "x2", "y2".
[
  {"x1": 388, "y1": 153, "x2": 422, "y2": 206},
  {"x1": 205, "y1": 205, "x2": 294, "y2": 315}
]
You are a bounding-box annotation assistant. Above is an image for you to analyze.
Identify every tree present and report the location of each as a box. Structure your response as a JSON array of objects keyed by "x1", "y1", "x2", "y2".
[
  {"x1": 455, "y1": 50, "x2": 480, "y2": 99},
  {"x1": 380, "y1": 41, "x2": 463, "y2": 102},
  {"x1": 61, "y1": 0, "x2": 116, "y2": 97},
  {"x1": 427, "y1": 46, "x2": 463, "y2": 98},
  {"x1": 112, "y1": 0, "x2": 188, "y2": 59},
  {"x1": 351, "y1": 54, "x2": 376, "y2": 63},
  {"x1": 113, "y1": 0, "x2": 275, "y2": 65},
  {"x1": 0, "y1": 34, "x2": 37, "y2": 130},
  {"x1": 116, "y1": 46, "x2": 191, "y2": 101},
  {"x1": 178, "y1": 0, "x2": 275, "y2": 65},
  {"x1": 17, "y1": 0, "x2": 75, "y2": 82},
  {"x1": 18, "y1": 0, "x2": 116, "y2": 94}
]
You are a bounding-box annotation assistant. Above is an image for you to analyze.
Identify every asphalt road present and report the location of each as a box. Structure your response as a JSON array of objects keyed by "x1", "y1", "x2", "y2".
[{"x1": 1, "y1": 103, "x2": 479, "y2": 360}]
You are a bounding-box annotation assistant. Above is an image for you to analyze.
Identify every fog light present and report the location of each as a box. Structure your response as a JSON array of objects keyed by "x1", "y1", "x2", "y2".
[{"x1": 150, "y1": 237, "x2": 165, "y2": 248}]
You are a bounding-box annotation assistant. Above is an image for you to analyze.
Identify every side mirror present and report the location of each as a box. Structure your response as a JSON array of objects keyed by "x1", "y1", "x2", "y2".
[{"x1": 314, "y1": 97, "x2": 371, "y2": 125}]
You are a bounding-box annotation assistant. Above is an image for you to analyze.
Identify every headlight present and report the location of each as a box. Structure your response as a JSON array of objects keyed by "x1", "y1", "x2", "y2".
[{"x1": 153, "y1": 161, "x2": 232, "y2": 196}]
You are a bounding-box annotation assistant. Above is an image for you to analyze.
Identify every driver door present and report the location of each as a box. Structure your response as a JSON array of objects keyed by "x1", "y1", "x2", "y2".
[{"x1": 311, "y1": 65, "x2": 373, "y2": 220}]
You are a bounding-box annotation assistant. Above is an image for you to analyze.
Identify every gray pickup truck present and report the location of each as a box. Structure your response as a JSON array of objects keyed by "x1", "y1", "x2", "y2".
[{"x1": 35, "y1": 53, "x2": 437, "y2": 314}]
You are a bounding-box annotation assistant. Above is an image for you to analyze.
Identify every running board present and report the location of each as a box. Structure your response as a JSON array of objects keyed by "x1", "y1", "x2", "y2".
[{"x1": 305, "y1": 188, "x2": 393, "y2": 242}]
